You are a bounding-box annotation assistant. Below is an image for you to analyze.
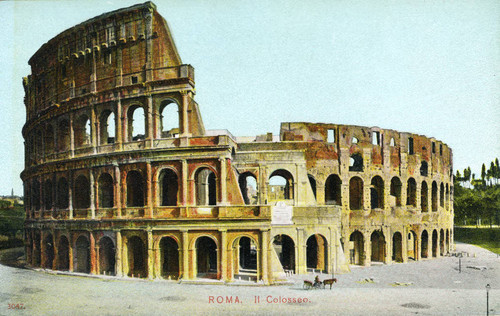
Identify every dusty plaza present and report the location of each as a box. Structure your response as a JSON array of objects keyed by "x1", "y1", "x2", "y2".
[{"x1": 8, "y1": 1, "x2": 498, "y2": 315}]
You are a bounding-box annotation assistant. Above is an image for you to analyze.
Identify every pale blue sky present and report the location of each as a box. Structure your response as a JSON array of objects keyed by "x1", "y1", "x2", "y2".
[{"x1": 1, "y1": 0, "x2": 498, "y2": 196}]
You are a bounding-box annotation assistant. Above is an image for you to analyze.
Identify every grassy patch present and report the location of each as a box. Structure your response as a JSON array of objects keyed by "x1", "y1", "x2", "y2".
[{"x1": 454, "y1": 227, "x2": 500, "y2": 254}]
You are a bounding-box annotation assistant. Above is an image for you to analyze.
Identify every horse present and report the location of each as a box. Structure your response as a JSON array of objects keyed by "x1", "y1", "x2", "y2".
[{"x1": 323, "y1": 278, "x2": 338, "y2": 289}]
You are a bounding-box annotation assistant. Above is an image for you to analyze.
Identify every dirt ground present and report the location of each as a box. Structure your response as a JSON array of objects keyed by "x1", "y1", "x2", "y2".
[{"x1": 0, "y1": 242, "x2": 498, "y2": 315}]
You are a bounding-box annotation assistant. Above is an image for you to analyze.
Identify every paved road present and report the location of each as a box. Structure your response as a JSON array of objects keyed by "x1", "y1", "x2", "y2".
[{"x1": 0, "y1": 243, "x2": 498, "y2": 315}]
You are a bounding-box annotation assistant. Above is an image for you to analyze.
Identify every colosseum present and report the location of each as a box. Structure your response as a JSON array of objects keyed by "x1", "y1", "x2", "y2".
[{"x1": 22, "y1": 2, "x2": 454, "y2": 284}]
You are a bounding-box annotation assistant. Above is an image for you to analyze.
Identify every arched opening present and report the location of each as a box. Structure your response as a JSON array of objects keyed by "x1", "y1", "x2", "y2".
[
  {"x1": 420, "y1": 161, "x2": 428, "y2": 177},
  {"x1": 239, "y1": 172, "x2": 258, "y2": 205},
  {"x1": 445, "y1": 184, "x2": 449, "y2": 210},
  {"x1": 126, "y1": 170, "x2": 145, "y2": 207},
  {"x1": 43, "y1": 233, "x2": 54, "y2": 269},
  {"x1": 74, "y1": 114, "x2": 91, "y2": 148},
  {"x1": 44, "y1": 125, "x2": 54, "y2": 153},
  {"x1": 370, "y1": 176, "x2": 384, "y2": 209},
  {"x1": 195, "y1": 168, "x2": 217, "y2": 206},
  {"x1": 349, "y1": 231, "x2": 364, "y2": 265},
  {"x1": 56, "y1": 178, "x2": 69, "y2": 209},
  {"x1": 371, "y1": 230, "x2": 385, "y2": 262},
  {"x1": 349, "y1": 177, "x2": 363, "y2": 210},
  {"x1": 98, "y1": 236, "x2": 115, "y2": 275},
  {"x1": 439, "y1": 229, "x2": 445, "y2": 256},
  {"x1": 73, "y1": 175, "x2": 90, "y2": 209},
  {"x1": 407, "y1": 231, "x2": 418, "y2": 260},
  {"x1": 160, "y1": 237, "x2": 179, "y2": 279},
  {"x1": 392, "y1": 232, "x2": 403, "y2": 263},
  {"x1": 269, "y1": 169, "x2": 294, "y2": 201},
  {"x1": 432, "y1": 230, "x2": 438, "y2": 257},
  {"x1": 308, "y1": 175, "x2": 317, "y2": 200},
  {"x1": 431, "y1": 181, "x2": 438, "y2": 212},
  {"x1": 127, "y1": 236, "x2": 147, "y2": 278},
  {"x1": 57, "y1": 119, "x2": 70, "y2": 152},
  {"x1": 33, "y1": 231, "x2": 41, "y2": 266},
  {"x1": 421, "y1": 230, "x2": 429, "y2": 258},
  {"x1": 160, "y1": 169, "x2": 178, "y2": 206},
  {"x1": 160, "y1": 101, "x2": 179, "y2": 138},
  {"x1": 196, "y1": 236, "x2": 218, "y2": 279},
  {"x1": 406, "y1": 178, "x2": 417, "y2": 207},
  {"x1": 446, "y1": 229, "x2": 450, "y2": 254},
  {"x1": 325, "y1": 174, "x2": 342, "y2": 205},
  {"x1": 128, "y1": 105, "x2": 145, "y2": 141},
  {"x1": 99, "y1": 111, "x2": 115, "y2": 145},
  {"x1": 32, "y1": 179, "x2": 41, "y2": 211},
  {"x1": 75, "y1": 235, "x2": 90, "y2": 273},
  {"x1": 272, "y1": 234, "x2": 295, "y2": 273},
  {"x1": 306, "y1": 234, "x2": 327, "y2": 272},
  {"x1": 57, "y1": 236, "x2": 69, "y2": 270},
  {"x1": 233, "y1": 236, "x2": 257, "y2": 281},
  {"x1": 390, "y1": 177, "x2": 402, "y2": 206},
  {"x1": 349, "y1": 153, "x2": 363, "y2": 172},
  {"x1": 98, "y1": 173, "x2": 114, "y2": 208},
  {"x1": 43, "y1": 179, "x2": 53, "y2": 210},
  {"x1": 440, "y1": 183, "x2": 444, "y2": 208},
  {"x1": 421, "y1": 181, "x2": 428, "y2": 212}
]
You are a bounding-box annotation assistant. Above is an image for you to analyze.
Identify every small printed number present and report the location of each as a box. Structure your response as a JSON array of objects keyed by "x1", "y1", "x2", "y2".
[{"x1": 8, "y1": 303, "x2": 25, "y2": 309}]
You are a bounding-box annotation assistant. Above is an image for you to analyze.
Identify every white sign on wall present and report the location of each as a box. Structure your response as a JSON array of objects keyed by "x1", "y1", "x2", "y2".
[{"x1": 272, "y1": 201, "x2": 293, "y2": 225}]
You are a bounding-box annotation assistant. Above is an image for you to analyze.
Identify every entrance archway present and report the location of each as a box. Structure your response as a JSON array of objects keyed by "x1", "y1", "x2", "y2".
[
  {"x1": 57, "y1": 236, "x2": 69, "y2": 270},
  {"x1": 392, "y1": 232, "x2": 403, "y2": 263},
  {"x1": 439, "y1": 229, "x2": 445, "y2": 256},
  {"x1": 432, "y1": 230, "x2": 438, "y2": 257},
  {"x1": 75, "y1": 235, "x2": 90, "y2": 273},
  {"x1": 407, "y1": 231, "x2": 418, "y2": 260},
  {"x1": 98, "y1": 236, "x2": 115, "y2": 275},
  {"x1": 233, "y1": 236, "x2": 257, "y2": 281},
  {"x1": 160, "y1": 237, "x2": 179, "y2": 279},
  {"x1": 306, "y1": 234, "x2": 327, "y2": 272},
  {"x1": 349, "y1": 231, "x2": 364, "y2": 265},
  {"x1": 43, "y1": 233, "x2": 55, "y2": 269},
  {"x1": 127, "y1": 236, "x2": 147, "y2": 278},
  {"x1": 272, "y1": 234, "x2": 295, "y2": 273},
  {"x1": 371, "y1": 231, "x2": 385, "y2": 262},
  {"x1": 196, "y1": 236, "x2": 218, "y2": 279},
  {"x1": 421, "y1": 230, "x2": 429, "y2": 258}
]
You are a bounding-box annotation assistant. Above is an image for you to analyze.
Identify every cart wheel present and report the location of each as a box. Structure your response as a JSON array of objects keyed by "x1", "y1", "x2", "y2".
[{"x1": 303, "y1": 283, "x2": 312, "y2": 290}]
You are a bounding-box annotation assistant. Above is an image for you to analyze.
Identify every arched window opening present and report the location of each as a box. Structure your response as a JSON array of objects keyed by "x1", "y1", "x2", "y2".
[
  {"x1": 126, "y1": 170, "x2": 145, "y2": 207},
  {"x1": 349, "y1": 177, "x2": 363, "y2": 210},
  {"x1": 32, "y1": 179, "x2": 41, "y2": 211},
  {"x1": 73, "y1": 175, "x2": 90, "y2": 209},
  {"x1": 272, "y1": 234, "x2": 295, "y2": 273},
  {"x1": 421, "y1": 230, "x2": 429, "y2": 258},
  {"x1": 349, "y1": 231, "x2": 364, "y2": 265},
  {"x1": 432, "y1": 230, "x2": 438, "y2": 257},
  {"x1": 421, "y1": 181, "x2": 428, "y2": 212},
  {"x1": 349, "y1": 154, "x2": 363, "y2": 172},
  {"x1": 420, "y1": 161, "x2": 428, "y2": 177},
  {"x1": 234, "y1": 237, "x2": 257, "y2": 281},
  {"x1": 99, "y1": 111, "x2": 115, "y2": 145},
  {"x1": 352, "y1": 136, "x2": 359, "y2": 144},
  {"x1": 239, "y1": 172, "x2": 258, "y2": 205},
  {"x1": 196, "y1": 237, "x2": 218, "y2": 279},
  {"x1": 43, "y1": 179, "x2": 53, "y2": 210},
  {"x1": 98, "y1": 237, "x2": 115, "y2": 275},
  {"x1": 370, "y1": 230, "x2": 385, "y2": 262},
  {"x1": 308, "y1": 175, "x2": 317, "y2": 199},
  {"x1": 372, "y1": 131, "x2": 380, "y2": 145},
  {"x1": 56, "y1": 178, "x2": 69, "y2": 209},
  {"x1": 75, "y1": 235, "x2": 90, "y2": 273},
  {"x1": 390, "y1": 177, "x2": 402, "y2": 207},
  {"x1": 407, "y1": 231, "x2": 418, "y2": 260},
  {"x1": 439, "y1": 183, "x2": 444, "y2": 208},
  {"x1": 160, "y1": 101, "x2": 179, "y2": 138},
  {"x1": 439, "y1": 229, "x2": 445, "y2": 256},
  {"x1": 160, "y1": 169, "x2": 178, "y2": 206},
  {"x1": 406, "y1": 178, "x2": 417, "y2": 207},
  {"x1": 160, "y1": 237, "x2": 179, "y2": 279},
  {"x1": 195, "y1": 168, "x2": 217, "y2": 206},
  {"x1": 445, "y1": 184, "x2": 449, "y2": 210},
  {"x1": 325, "y1": 174, "x2": 342, "y2": 205},
  {"x1": 44, "y1": 125, "x2": 55, "y2": 153},
  {"x1": 43, "y1": 234, "x2": 54, "y2": 269},
  {"x1": 390, "y1": 137, "x2": 395, "y2": 146},
  {"x1": 128, "y1": 106, "x2": 145, "y2": 141},
  {"x1": 269, "y1": 169, "x2": 294, "y2": 201},
  {"x1": 392, "y1": 232, "x2": 403, "y2": 263},
  {"x1": 98, "y1": 173, "x2": 114, "y2": 208},
  {"x1": 74, "y1": 114, "x2": 91, "y2": 148},
  {"x1": 57, "y1": 236, "x2": 69, "y2": 270},
  {"x1": 306, "y1": 234, "x2": 327, "y2": 272},
  {"x1": 370, "y1": 176, "x2": 384, "y2": 209},
  {"x1": 127, "y1": 236, "x2": 147, "y2": 278},
  {"x1": 431, "y1": 181, "x2": 438, "y2": 212},
  {"x1": 57, "y1": 120, "x2": 70, "y2": 152}
]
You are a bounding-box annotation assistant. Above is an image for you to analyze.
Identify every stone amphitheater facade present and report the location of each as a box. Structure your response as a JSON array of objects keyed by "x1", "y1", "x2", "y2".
[{"x1": 22, "y1": 2, "x2": 454, "y2": 283}]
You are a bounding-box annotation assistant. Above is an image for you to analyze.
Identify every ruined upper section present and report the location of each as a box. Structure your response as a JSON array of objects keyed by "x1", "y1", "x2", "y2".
[{"x1": 23, "y1": 1, "x2": 192, "y2": 121}]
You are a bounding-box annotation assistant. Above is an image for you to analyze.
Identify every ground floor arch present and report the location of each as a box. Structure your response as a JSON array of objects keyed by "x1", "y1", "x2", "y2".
[
  {"x1": 421, "y1": 230, "x2": 429, "y2": 258},
  {"x1": 371, "y1": 230, "x2": 385, "y2": 262},
  {"x1": 75, "y1": 235, "x2": 90, "y2": 273},
  {"x1": 43, "y1": 233, "x2": 55, "y2": 269},
  {"x1": 196, "y1": 236, "x2": 218, "y2": 279},
  {"x1": 349, "y1": 231, "x2": 364, "y2": 265},
  {"x1": 272, "y1": 234, "x2": 295, "y2": 273},
  {"x1": 306, "y1": 234, "x2": 327, "y2": 272},
  {"x1": 57, "y1": 236, "x2": 69, "y2": 270},
  {"x1": 407, "y1": 231, "x2": 418, "y2": 260},
  {"x1": 392, "y1": 232, "x2": 403, "y2": 263},
  {"x1": 127, "y1": 236, "x2": 147, "y2": 278},
  {"x1": 160, "y1": 236, "x2": 179, "y2": 279},
  {"x1": 432, "y1": 230, "x2": 438, "y2": 257},
  {"x1": 98, "y1": 236, "x2": 115, "y2": 275},
  {"x1": 233, "y1": 236, "x2": 257, "y2": 281},
  {"x1": 440, "y1": 229, "x2": 445, "y2": 256}
]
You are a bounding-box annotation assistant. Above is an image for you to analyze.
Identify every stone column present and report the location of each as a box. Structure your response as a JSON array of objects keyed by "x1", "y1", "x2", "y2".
[
  {"x1": 181, "y1": 160, "x2": 188, "y2": 206},
  {"x1": 316, "y1": 183, "x2": 325, "y2": 205},
  {"x1": 91, "y1": 104, "x2": 97, "y2": 154},
  {"x1": 154, "y1": 242, "x2": 161, "y2": 279},
  {"x1": 115, "y1": 231, "x2": 123, "y2": 277},
  {"x1": 122, "y1": 236, "x2": 128, "y2": 277},
  {"x1": 90, "y1": 231, "x2": 96, "y2": 274},
  {"x1": 402, "y1": 227, "x2": 408, "y2": 263},
  {"x1": 52, "y1": 231, "x2": 58, "y2": 270},
  {"x1": 219, "y1": 158, "x2": 227, "y2": 205},
  {"x1": 116, "y1": 98, "x2": 123, "y2": 150},
  {"x1": 363, "y1": 233, "x2": 371, "y2": 266},
  {"x1": 296, "y1": 228, "x2": 305, "y2": 274},
  {"x1": 383, "y1": 227, "x2": 391, "y2": 264},
  {"x1": 69, "y1": 171, "x2": 74, "y2": 219},
  {"x1": 90, "y1": 169, "x2": 96, "y2": 219},
  {"x1": 220, "y1": 229, "x2": 227, "y2": 281},
  {"x1": 181, "y1": 91, "x2": 189, "y2": 137},
  {"x1": 436, "y1": 231, "x2": 441, "y2": 258},
  {"x1": 95, "y1": 243, "x2": 100, "y2": 275},
  {"x1": 147, "y1": 230, "x2": 154, "y2": 279},
  {"x1": 114, "y1": 165, "x2": 121, "y2": 218},
  {"x1": 261, "y1": 229, "x2": 269, "y2": 284},
  {"x1": 181, "y1": 230, "x2": 189, "y2": 279},
  {"x1": 69, "y1": 112, "x2": 75, "y2": 157},
  {"x1": 146, "y1": 95, "x2": 154, "y2": 148},
  {"x1": 68, "y1": 235, "x2": 74, "y2": 272}
]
